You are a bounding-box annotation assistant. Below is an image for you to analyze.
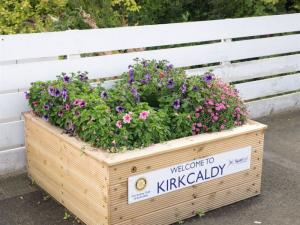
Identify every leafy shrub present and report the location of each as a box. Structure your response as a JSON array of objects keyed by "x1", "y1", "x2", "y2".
[{"x1": 27, "y1": 59, "x2": 247, "y2": 152}]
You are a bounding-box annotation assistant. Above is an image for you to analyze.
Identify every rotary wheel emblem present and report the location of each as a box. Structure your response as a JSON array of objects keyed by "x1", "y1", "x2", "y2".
[{"x1": 135, "y1": 178, "x2": 147, "y2": 191}]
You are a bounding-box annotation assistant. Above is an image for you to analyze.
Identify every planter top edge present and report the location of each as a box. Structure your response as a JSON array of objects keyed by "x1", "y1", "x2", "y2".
[{"x1": 23, "y1": 112, "x2": 267, "y2": 166}]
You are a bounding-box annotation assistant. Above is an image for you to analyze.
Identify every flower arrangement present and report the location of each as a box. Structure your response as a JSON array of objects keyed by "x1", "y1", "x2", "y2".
[{"x1": 26, "y1": 59, "x2": 247, "y2": 152}]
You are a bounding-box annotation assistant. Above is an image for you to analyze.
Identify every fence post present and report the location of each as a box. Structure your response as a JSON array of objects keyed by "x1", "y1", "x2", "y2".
[{"x1": 221, "y1": 38, "x2": 232, "y2": 82}]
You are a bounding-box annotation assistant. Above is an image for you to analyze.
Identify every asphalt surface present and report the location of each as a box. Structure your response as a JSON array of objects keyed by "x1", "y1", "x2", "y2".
[{"x1": 0, "y1": 110, "x2": 299, "y2": 225}]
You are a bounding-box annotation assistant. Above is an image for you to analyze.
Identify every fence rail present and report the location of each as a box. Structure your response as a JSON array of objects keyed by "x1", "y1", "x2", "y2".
[{"x1": 1, "y1": 13, "x2": 300, "y2": 175}]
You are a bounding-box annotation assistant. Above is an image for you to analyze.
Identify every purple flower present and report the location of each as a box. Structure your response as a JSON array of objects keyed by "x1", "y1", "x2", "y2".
[
  {"x1": 79, "y1": 100, "x2": 86, "y2": 108},
  {"x1": 173, "y1": 99, "x2": 181, "y2": 110},
  {"x1": 145, "y1": 73, "x2": 151, "y2": 81},
  {"x1": 64, "y1": 104, "x2": 70, "y2": 110},
  {"x1": 24, "y1": 91, "x2": 30, "y2": 100},
  {"x1": 73, "y1": 99, "x2": 81, "y2": 106},
  {"x1": 131, "y1": 88, "x2": 140, "y2": 102},
  {"x1": 141, "y1": 73, "x2": 151, "y2": 84},
  {"x1": 54, "y1": 88, "x2": 61, "y2": 97},
  {"x1": 167, "y1": 78, "x2": 174, "y2": 89},
  {"x1": 73, "y1": 99, "x2": 86, "y2": 108},
  {"x1": 192, "y1": 85, "x2": 199, "y2": 91},
  {"x1": 63, "y1": 75, "x2": 71, "y2": 83},
  {"x1": 48, "y1": 86, "x2": 55, "y2": 96},
  {"x1": 116, "y1": 106, "x2": 125, "y2": 113},
  {"x1": 79, "y1": 72, "x2": 88, "y2": 82},
  {"x1": 100, "y1": 91, "x2": 108, "y2": 99},
  {"x1": 128, "y1": 69, "x2": 134, "y2": 84},
  {"x1": 48, "y1": 86, "x2": 61, "y2": 97},
  {"x1": 203, "y1": 73, "x2": 214, "y2": 83},
  {"x1": 131, "y1": 88, "x2": 138, "y2": 97},
  {"x1": 43, "y1": 103, "x2": 50, "y2": 111},
  {"x1": 74, "y1": 111, "x2": 80, "y2": 116},
  {"x1": 61, "y1": 88, "x2": 68, "y2": 101},
  {"x1": 42, "y1": 115, "x2": 49, "y2": 121},
  {"x1": 57, "y1": 111, "x2": 63, "y2": 117},
  {"x1": 142, "y1": 60, "x2": 148, "y2": 67},
  {"x1": 180, "y1": 84, "x2": 187, "y2": 94},
  {"x1": 167, "y1": 64, "x2": 173, "y2": 71}
]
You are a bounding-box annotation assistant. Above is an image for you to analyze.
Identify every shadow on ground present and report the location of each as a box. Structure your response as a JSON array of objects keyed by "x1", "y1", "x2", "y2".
[{"x1": 0, "y1": 110, "x2": 299, "y2": 225}]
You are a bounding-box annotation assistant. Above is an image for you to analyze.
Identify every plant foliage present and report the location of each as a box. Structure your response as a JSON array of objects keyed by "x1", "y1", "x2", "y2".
[
  {"x1": 1, "y1": 0, "x2": 299, "y2": 34},
  {"x1": 27, "y1": 59, "x2": 247, "y2": 152}
]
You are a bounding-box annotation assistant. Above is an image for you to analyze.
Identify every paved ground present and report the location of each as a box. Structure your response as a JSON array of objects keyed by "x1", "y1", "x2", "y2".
[{"x1": 0, "y1": 110, "x2": 299, "y2": 225}]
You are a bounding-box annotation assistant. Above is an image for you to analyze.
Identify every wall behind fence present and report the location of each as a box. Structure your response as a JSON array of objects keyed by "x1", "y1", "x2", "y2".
[{"x1": 1, "y1": 13, "x2": 300, "y2": 175}]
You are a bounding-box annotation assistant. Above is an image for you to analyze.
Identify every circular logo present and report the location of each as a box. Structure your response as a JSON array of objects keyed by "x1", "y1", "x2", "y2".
[{"x1": 135, "y1": 177, "x2": 147, "y2": 191}]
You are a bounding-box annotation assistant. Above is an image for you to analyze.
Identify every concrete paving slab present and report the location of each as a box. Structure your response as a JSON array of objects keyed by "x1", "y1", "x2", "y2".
[{"x1": 0, "y1": 110, "x2": 299, "y2": 225}]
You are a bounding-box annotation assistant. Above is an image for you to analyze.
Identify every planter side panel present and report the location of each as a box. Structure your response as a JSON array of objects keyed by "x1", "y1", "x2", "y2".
[
  {"x1": 109, "y1": 130, "x2": 264, "y2": 225},
  {"x1": 117, "y1": 179, "x2": 260, "y2": 225},
  {"x1": 25, "y1": 114, "x2": 110, "y2": 225}
]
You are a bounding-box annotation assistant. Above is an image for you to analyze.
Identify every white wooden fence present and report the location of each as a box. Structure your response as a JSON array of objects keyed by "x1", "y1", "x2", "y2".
[{"x1": 1, "y1": 13, "x2": 300, "y2": 175}]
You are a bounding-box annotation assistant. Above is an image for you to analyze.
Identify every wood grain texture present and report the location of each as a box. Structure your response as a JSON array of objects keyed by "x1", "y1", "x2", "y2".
[
  {"x1": 24, "y1": 112, "x2": 266, "y2": 166},
  {"x1": 25, "y1": 114, "x2": 109, "y2": 225},
  {"x1": 116, "y1": 179, "x2": 261, "y2": 225},
  {"x1": 24, "y1": 112, "x2": 266, "y2": 225},
  {"x1": 109, "y1": 145, "x2": 263, "y2": 205},
  {"x1": 108, "y1": 132, "x2": 263, "y2": 185}
]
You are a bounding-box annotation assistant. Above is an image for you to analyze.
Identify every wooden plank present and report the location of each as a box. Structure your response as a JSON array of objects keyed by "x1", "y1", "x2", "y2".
[
  {"x1": 0, "y1": 146, "x2": 26, "y2": 175},
  {"x1": 115, "y1": 179, "x2": 261, "y2": 225},
  {"x1": 111, "y1": 168, "x2": 261, "y2": 224},
  {"x1": 0, "y1": 92, "x2": 30, "y2": 121},
  {"x1": 109, "y1": 144, "x2": 263, "y2": 206},
  {"x1": 247, "y1": 92, "x2": 300, "y2": 118},
  {"x1": 26, "y1": 115, "x2": 109, "y2": 225},
  {"x1": 1, "y1": 34, "x2": 300, "y2": 90},
  {"x1": 24, "y1": 112, "x2": 265, "y2": 225},
  {"x1": 109, "y1": 132, "x2": 263, "y2": 185},
  {"x1": 24, "y1": 113, "x2": 267, "y2": 167},
  {"x1": 1, "y1": 13, "x2": 299, "y2": 61},
  {"x1": 0, "y1": 120, "x2": 24, "y2": 150},
  {"x1": 236, "y1": 73, "x2": 300, "y2": 101},
  {"x1": 25, "y1": 116, "x2": 110, "y2": 186},
  {"x1": 186, "y1": 54, "x2": 300, "y2": 82},
  {"x1": 1, "y1": 54, "x2": 300, "y2": 93},
  {"x1": 109, "y1": 147, "x2": 263, "y2": 223}
]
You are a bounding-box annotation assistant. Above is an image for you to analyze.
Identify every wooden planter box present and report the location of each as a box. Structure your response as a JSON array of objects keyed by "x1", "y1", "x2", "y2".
[{"x1": 24, "y1": 112, "x2": 267, "y2": 225}]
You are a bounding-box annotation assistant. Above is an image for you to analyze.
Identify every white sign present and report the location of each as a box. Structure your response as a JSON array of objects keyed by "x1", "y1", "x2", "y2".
[{"x1": 128, "y1": 146, "x2": 252, "y2": 204}]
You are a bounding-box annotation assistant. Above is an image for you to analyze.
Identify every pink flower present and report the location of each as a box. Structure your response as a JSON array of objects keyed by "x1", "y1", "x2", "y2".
[
  {"x1": 195, "y1": 112, "x2": 200, "y2": 118},
  {"x1": 212, "y1": 115, "x2": 219, "y2": 122},
  {"x1": 123, "y1": 113, "x2": 132, "y2": 124},
  {"x1": 216, "y1": 103, "x2": 226, "y2": 111},
  {"x1": 207, "y1": 99, "x2": 214, "y2": 105},
  {"x1": 192, "y1": 123, "x2": 196, "y2": 130},
  {"x1": 195, "y1": 106, "x2": 203, "y2": 112},
  {"x1": 64, "y1": 104, "x2": 70, "y2": 111},
  {"x1": 220, "y1": 124, "x2": 225, "y2": 130},
  {"x1": 116, "y1": 120, "x2": 122, "y2": 129},
  {"x1": 197, "y1": 123, "x2": 202, "y2": 127},
  {"x1": 139, "y1": 111, "x2": 150, "y2": 120}
]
